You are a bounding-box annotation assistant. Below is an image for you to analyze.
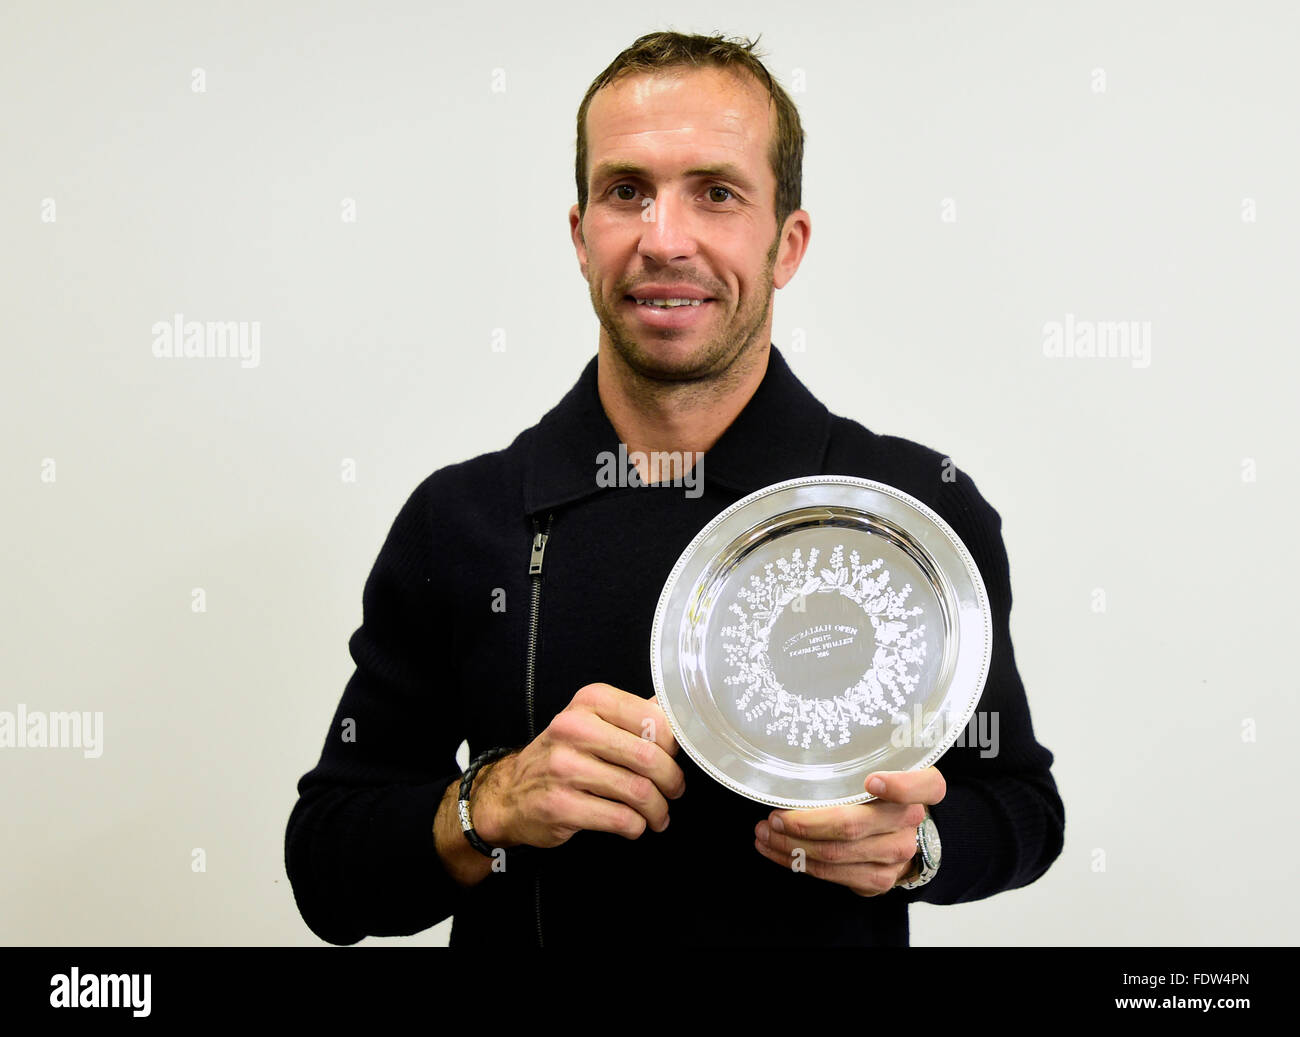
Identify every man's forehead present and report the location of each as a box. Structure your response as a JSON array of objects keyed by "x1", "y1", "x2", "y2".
[{"x1": 585, "y1": 66, "x2": 774, "y2": 161}]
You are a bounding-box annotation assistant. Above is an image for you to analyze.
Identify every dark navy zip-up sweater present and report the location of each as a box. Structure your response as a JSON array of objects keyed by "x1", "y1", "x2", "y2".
[{"x1": 284, "y1": 346, "x2": 1065, "y2": 946}]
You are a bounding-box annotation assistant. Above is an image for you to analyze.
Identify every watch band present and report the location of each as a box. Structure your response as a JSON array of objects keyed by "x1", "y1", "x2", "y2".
[{"x1": 457, "y1": 746, "x2": 515, "y2": 857}]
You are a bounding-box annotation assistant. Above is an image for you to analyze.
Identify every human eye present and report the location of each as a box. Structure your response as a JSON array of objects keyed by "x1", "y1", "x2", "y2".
[
  {"x1": 609, "y1": 183, "x2": 640, "y2": 202},
  {"x1": 706, "y1": 185, "x2": 735, "y2": 204}
]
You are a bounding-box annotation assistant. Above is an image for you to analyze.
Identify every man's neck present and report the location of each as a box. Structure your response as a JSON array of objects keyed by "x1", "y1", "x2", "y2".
[{"x1": 596, "y1": 341, "x2": 770, "y2": 482}]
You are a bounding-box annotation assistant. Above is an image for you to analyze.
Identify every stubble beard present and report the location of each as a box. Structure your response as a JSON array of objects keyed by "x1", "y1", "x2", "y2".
[{"x1": 591, "y1": 234, "x2": 780, "y2": 387}]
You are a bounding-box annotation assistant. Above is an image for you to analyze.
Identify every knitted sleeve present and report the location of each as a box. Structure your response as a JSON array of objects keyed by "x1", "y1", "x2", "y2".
[
  {"x1": 897, "y1": 465, "x2": 1066, "y2": 906},
  {"x1": 284, "y1": 477, "x2": 466, "y2": 944}
]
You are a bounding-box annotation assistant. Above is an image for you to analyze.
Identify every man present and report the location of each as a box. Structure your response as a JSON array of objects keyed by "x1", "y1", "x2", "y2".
[{"x1": 285, "y1": 31, "x2": 1065, "y2": 947}]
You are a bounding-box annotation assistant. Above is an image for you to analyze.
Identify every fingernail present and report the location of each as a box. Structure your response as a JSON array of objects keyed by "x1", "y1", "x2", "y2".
[
  {"x1": 868, "y1": 777, "x2": 886, "y2": 795},
  {"x1": 756, "y1": 821, "x2": 769, "y2": 843},
  {"x1": 770, "y1": 814, "x2": 784, "y2": 833}
]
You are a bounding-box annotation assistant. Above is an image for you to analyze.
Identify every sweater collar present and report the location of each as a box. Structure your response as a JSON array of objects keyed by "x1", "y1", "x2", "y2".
[{"x1": 522, "y1": 345, "x2": 832, "y2": 515}]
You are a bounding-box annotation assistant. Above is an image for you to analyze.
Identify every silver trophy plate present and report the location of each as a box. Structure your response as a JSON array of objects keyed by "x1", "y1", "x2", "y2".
[{"x1": 651, "y1": 476, "x2": 992, "y2": 808}]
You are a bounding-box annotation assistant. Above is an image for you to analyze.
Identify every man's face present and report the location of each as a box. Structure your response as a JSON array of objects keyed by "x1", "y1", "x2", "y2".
[{"x1": 570, "y1": 66, "x2": 808, "y2": 382}]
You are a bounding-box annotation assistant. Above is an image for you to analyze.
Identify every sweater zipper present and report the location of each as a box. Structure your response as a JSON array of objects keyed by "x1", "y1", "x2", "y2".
[{"x1": 526, "y1": 513, "x2": 552, "y2": 949}]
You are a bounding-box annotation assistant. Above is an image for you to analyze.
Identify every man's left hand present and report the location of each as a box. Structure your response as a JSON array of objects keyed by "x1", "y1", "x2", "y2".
[{"x1": 753, "y1": 767, "x2": 946, "y2": 896}]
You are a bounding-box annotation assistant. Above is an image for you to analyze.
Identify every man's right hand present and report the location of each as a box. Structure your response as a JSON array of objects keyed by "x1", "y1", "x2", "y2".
[{"x1": 471, "y1": 682, "x2": 686, "y2": 849}]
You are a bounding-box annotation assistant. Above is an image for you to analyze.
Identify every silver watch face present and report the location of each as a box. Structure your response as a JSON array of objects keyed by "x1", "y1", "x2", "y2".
[
  {"x1": 920, "y1": 816, "x2": 941, "y2": 869},
  {"x1": 651, "y1": 476, "x2": 992, "y2": 809}
]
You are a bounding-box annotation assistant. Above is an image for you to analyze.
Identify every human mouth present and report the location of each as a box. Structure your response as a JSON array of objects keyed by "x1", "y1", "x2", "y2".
[
  {"x1": 623, "y1": 295, "x2": 716, "y2": 328},
  {"x1": 631, "y1": 297, "x2": 707, "y2": 308}
]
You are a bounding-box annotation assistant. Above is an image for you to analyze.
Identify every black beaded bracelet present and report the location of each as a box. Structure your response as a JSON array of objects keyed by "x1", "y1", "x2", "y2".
[{"x1": 457, "y1": 746, "x2": 515, "y2": 857}]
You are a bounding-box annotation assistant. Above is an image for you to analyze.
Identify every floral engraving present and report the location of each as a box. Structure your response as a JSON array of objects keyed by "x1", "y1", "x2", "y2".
[{"x1": 720, "y1": 544, "x2": 927, "y2": 750}]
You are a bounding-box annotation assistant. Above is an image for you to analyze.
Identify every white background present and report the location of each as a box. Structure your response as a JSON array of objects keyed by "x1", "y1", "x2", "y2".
[{"x1": 2, "y1": 0, "x2": 1296, "y2": 945}]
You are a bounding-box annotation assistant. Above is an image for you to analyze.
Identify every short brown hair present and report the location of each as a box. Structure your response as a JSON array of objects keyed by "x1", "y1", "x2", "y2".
[{"x1": 575, "y1": 31, "x2": 805, "y2": 234}]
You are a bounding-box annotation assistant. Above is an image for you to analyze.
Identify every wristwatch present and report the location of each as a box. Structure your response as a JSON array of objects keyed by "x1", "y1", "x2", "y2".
[{"x1": 898, "y1": 806, "x2": 941, "y2": 890}]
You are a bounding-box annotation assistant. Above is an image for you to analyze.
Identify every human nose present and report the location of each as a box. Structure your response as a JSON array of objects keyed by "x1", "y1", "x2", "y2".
[{"x1": 636, "y1": 191, "x2": 699, "y2": 264}]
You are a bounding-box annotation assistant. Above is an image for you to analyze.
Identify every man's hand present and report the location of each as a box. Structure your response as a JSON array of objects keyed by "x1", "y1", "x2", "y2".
[
  {"x1": 472, "y1": 682, "x2": 686, "y2": 850},
  {"x1": 753, "y1": 767, "x2": 946, "y2": 896}
]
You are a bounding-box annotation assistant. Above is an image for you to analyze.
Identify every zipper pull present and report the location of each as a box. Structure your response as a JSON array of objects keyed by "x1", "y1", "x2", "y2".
[{"x1": 529, "y1": 529, "x2": 549, "y2": 575}]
